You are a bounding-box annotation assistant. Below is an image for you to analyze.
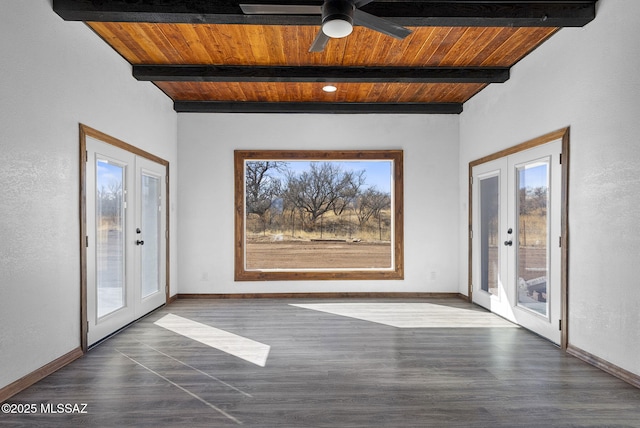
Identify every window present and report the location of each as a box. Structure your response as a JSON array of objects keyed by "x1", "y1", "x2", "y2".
[{"x1": 235, "y1": 150, "x2": 404, "y2": 281}]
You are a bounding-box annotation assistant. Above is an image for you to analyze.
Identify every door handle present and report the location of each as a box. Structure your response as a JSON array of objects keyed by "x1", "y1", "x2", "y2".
[
  {"x1": 504, "y1": 240, "x2": 513, "y2": 246},
  {"x1": 136, "y1": 240, "x2": 145, "y2": 246}
]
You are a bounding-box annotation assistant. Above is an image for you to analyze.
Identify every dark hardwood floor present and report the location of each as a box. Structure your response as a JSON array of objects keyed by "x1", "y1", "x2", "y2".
[{"x1": 3, "y1": 298, "x2": 640, "y2": 427}]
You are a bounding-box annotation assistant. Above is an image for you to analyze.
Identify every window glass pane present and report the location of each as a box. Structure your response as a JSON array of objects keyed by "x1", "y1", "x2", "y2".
[
  {"x1": 480, "y1": 175, "x2": 499, "y2": 296},
  {"x1": 516, "y1": 161, "x2": 549, "y2": 316},
  {"x1": 96, "y1": 160, "x2": 125, "y2": 317},
  {"x1": 244, "y1": 160, "x2": 393, "y2": 270},
  {"x1": 141, "y1": 174, "x2": 161, "y2": 298}
]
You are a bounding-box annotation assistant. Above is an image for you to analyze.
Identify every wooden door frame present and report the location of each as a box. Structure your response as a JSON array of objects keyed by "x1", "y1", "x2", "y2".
[
  {"x1": 79, "y1": 124, "x2": 170, "y2": 352},
  {"x1": 468, "y1": 127, "x2": 570, "y2": 350}
]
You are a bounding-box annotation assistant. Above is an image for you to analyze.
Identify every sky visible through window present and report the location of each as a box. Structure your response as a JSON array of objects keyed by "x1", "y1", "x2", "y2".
[
  {"x1": 270, "y1": 160, "x2": 392, "y2": 194},
  {"x1": 97, "y1": 160, "x2": 124, "y2": 189},
  {"x1": 519, "y1": 161, "x2": 548, "y2": 190}
]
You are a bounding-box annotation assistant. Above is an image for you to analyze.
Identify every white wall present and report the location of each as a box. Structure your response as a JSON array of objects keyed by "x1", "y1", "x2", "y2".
[
  {"x1": 0, "y1": 0, "x2": 177, "y2": 389},
  {"x1": 459, "y1": 0, "x2": 640, "y2": 376},
  {"x1": 178, "y1": 114, "x2": 459, "y2": 294}
]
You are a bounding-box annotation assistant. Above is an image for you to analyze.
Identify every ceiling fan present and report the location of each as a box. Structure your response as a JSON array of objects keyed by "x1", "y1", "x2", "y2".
[{"x1": 240, "y1": 0, "x2": 412, "y2": 52}]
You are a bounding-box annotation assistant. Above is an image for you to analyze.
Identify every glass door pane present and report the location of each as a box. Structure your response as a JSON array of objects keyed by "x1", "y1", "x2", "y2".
[
  {"x1": 516, "y1": 160, "x2": 550, "y2": 316},
  {"x1": 141, "y1": 173, "x2": 161, "y2": 298},
  {"x1": 96, "y1": 160, "x2": 126, "y2": 318},
  {"x1": 480, "y1": 175, "x2": 500, "y2": 296}
]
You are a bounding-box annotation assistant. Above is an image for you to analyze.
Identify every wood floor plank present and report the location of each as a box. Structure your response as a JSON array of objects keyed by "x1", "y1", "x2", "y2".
[{"x1": 2, "y1": 298, "x2": 640, "y2": 427}]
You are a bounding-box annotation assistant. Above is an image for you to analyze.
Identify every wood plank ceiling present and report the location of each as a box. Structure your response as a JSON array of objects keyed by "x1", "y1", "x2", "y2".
[{"x1": 53, "y1": 1, "x2": 597, "y2": 113}]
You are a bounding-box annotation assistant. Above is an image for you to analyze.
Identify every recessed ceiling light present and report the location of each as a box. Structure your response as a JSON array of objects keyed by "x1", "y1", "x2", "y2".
[{"x1": 322, "y1": 85, "x2": 337, "y2": 93}]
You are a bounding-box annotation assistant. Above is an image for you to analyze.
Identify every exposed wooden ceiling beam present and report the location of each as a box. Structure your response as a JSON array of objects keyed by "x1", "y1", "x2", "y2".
[
  {"x1": 174, "y1": 101, "x2": 463, "y2": 114},
  {"x1": 53, "y1": 1, "x2": 597, "y2": 27},
  {"x1": 133, "y1": 65, "x2": 509, "y2": 83}
]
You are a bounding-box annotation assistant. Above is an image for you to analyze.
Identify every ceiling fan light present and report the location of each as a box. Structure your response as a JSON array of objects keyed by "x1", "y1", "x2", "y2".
[
  {"x1": 322, "y1": 18, "x2": 353, "y2": 38},
  {"x1": 321, "y1": 0, "x2": 354, "y2": 38}
]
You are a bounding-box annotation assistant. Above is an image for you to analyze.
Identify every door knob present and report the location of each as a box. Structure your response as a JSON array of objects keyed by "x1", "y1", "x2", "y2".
[
  {"x1": 136, "y1": 240, "x2": 144, "y2": 246},
  {"x1": 504, "y1": 240, "x2": 513, "y2": 246}
]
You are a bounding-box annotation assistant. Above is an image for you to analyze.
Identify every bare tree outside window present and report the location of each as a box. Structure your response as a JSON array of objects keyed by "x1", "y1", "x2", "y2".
[
  {"x1": 235, "y1": 150, "x2": 403, "y2": 281},
  {"x1": 245, "y1": 161, "x2": 284, "y2": 235}
]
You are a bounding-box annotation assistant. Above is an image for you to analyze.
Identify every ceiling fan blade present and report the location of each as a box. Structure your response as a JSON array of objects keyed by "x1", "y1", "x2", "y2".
[
  {"x1": 354, "y1": 0, "x2": 376, "y2": 8},
  {"x1": 309, "y1": 29, "x2": 330, "y2": 53},
  {"x1": 353, "y1": 9, "x2": 412, "y2": 40},
  {"x1": 240, "y1": 4, "x2": 322, "y2": 15}
]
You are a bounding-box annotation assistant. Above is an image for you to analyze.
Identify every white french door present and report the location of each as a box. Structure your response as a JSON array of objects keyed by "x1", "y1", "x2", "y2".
[
  {"x1": 472, "y1": 139, "x2": 562, "y2": 344},
  {"x1": 86, "y1": 137, "x2": 166, "y2": 345}
]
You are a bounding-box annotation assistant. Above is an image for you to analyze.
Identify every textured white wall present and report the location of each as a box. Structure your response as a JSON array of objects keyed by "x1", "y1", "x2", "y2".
[
  {"x1": 459, "y1": 0, "x2": 640, "y2": 376},
  {"x1": 177, "y1": 113, "x2": 459, "y2": 294},
  {"x1": 0, "y1": 0, "x2": 177, "y2": 389}
]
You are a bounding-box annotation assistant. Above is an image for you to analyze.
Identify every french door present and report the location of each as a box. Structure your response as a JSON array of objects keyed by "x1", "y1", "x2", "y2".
[
  {"x1": 471, "y1": 139, "x2": 562, "y2": 344},
  {"x1": 86, "y1": 136, "x2": 167, "y2": 346}
]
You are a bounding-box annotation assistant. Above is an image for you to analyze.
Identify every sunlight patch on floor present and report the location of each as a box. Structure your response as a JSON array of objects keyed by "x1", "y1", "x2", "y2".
[
  {"x1": 154, "y1": 313, "x2": 270, "y2": 367},
  {"x1": 290, "y1": 303, "x2": 519, "y2": 328}
]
